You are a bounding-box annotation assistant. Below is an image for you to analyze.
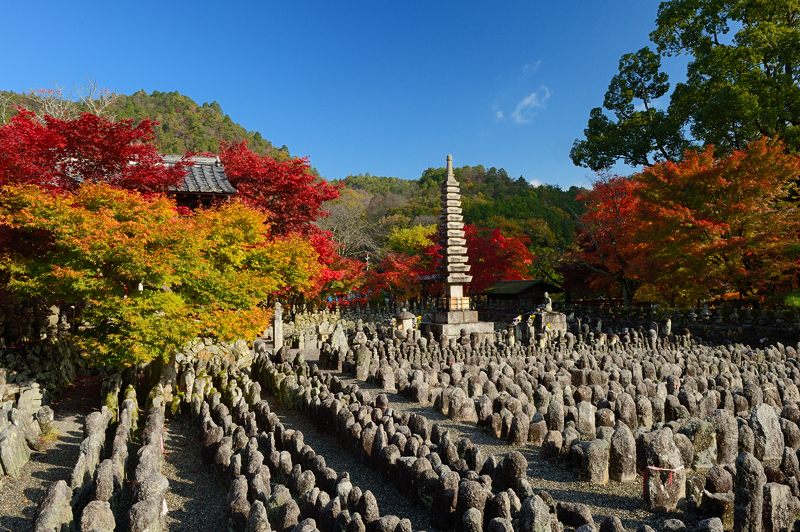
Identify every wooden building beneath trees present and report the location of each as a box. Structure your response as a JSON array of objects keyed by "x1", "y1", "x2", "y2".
[
  {"x1": 476, "y1": 279, "x2": 562, "y2": 321},
  {"x1": 163, "y1": 155, "x2": 237, "y2": 209},
  {"x1": 481, "y1": 280, "x2": 562, "y2": 309}
]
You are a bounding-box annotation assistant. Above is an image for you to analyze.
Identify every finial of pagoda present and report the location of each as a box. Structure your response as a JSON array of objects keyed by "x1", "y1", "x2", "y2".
[{"x1": 446, "y1": 154, "x2": 457, "y2": 183}]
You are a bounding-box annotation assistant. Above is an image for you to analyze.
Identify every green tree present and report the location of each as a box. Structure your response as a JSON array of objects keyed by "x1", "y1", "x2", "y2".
[
  {"x1": 571, "y1": 47, "x2": 688, "y2": 170},
  {"x1": 573, "y1": 0, "x2": 800, "y2": 170},
  {"x1": 386, "y1": 225, "x2": 436, "y2": 255}
]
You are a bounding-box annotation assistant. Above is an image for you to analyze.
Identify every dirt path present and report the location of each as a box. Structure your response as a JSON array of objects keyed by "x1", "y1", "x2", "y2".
[
  {"x1": 268, "y1": 394, "x2": 432, "y2": 530},
  {"x1": 162, "y1": 415, "x2": 228, "y2": 532},
  {"x1": 329, "y1": 370, "x2": 679, "y2": 531},
  {"x1": 0, "y1": 375, "x2": 100, "y2": 532}
]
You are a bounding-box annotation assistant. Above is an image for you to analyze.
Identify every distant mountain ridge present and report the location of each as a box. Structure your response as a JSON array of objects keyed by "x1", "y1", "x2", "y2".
[{"x1": 0, "y1": 89, "x2": 290, "y2": 160}]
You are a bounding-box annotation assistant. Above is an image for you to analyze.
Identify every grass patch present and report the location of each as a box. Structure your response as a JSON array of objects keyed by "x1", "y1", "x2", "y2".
[
  {"x1": 785, "y1": 289, "x2": 800, "y2": 308},
  {"x1": 38, "y1": 428, "x2": 60, "y2": 447}
]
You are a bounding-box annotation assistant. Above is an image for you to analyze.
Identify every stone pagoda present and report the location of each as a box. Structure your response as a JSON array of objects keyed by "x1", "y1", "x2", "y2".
[{"x1": 423, "y1": 155, "x2": 494, "y2": 341}]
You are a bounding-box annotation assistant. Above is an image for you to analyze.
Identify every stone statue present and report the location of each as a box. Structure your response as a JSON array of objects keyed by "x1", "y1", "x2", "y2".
[
  {"x1": 273, "y1": 302, "x2": 284, "y2": 351},
  {"x1": 543, "y1": 292, "x2": 553, "y2": 312}
]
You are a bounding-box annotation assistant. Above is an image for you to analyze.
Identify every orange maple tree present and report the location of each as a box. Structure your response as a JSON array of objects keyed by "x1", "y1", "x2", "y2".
[
  {"x1": 572, "y1": 138, "x2": 800, "y2": 304},
  {"x1": 636, "y1": 138, "x2": 800, "y2": 302}
]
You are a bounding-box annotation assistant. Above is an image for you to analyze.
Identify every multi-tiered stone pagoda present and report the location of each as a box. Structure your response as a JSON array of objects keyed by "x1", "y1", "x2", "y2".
[{"x1": 423, "y1": 155, "x2": 494, "y2": 341}]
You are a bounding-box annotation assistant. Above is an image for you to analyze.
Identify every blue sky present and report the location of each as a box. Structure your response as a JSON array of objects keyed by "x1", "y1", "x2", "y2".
[{"x1": 0, "y1": 0, "x2": 687, "y2": 188}]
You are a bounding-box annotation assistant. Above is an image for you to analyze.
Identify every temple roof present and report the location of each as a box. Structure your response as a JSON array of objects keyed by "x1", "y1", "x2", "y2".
[
  {"x1": 483, "y1": 280, "x2": 562, "y2": 296},
  {"x1": 163, "y1": 155, "x2": 237, "y2": 195}
]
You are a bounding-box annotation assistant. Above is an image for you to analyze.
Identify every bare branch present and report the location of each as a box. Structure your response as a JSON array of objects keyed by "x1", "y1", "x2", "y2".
[
  {"x1": 79, "y1": 79, "x2": 118, "y2": 116},
  {"x1": 0, "y1": 92, "x2": 14, "y2": 124},
  {"x1": 21, "y1": 86, "x2": 78, "y2": 121}
]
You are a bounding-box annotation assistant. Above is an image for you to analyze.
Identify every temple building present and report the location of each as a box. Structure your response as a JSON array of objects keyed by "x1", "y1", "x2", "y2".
[
  {"x1": 476, "y1": 279, "x2": 562, "y2": 322},
  {"x1": 162, "y1": 155, "x2": 238, "y2": 209}
]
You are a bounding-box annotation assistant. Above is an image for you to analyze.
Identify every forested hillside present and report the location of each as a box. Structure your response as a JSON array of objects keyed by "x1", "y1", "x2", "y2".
[
  {"x1": 0, "y1": 89, "x2": 289, "y2": 158},
  {"x1": 322, "y1": 166, "x2": 585, "y2": 282}
]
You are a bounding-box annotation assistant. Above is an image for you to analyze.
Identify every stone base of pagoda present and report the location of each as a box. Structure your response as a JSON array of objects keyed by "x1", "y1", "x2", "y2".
[
  {"x1": 422, "y1": 320, "x2": 496, "y2": 342},
  {"x1": 422, "y1": 307, "x2": 495, "y2": 342},
  {"x1": 431, "y1": 309, "x2": 479, "y2": 324}
]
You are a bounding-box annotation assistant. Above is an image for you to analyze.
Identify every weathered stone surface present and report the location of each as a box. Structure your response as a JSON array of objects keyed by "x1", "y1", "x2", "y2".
[
  {"x1": 247, "y1": 499, "x2": 272, "y2": 532},
  {"x1": 34, "y1": 480, "x2": 73, "y2": 532},
  {"x1": 643, "y1": 428, "x2": 685, "y2": 512},
  {"x1": 508, "y1": 411, "x2": 530, "y2": 445},
  {"x1": 449, "y1": 388, "x2": 478, "y2": 424},
  {"x1": 80, "y1": 500, "x2": 115, "y2": 532},
  {"x1": 520, "y1": 494, "x2": 552, "y2": 532},
  {"x1": 495, "y1": 451, "x2": 527, "y2": 491},
  {"x1": 228, "y1": 475, "x2": 251, "y2": 529},
  {"x1": 609, "y1": 422, "x2": 636, "y2": 482},
  {"x1": 36, "y1": 405, "x2": 54, "y2": 435},
  {"x1": 734, "y1": 452, "x2": 765, "y2": 532},
  {"x1": 704, "y1": 465, "x2": 733, "y2": 494},
  {"x1": 462, "y1": 508, "x2": 483, "y2": 532},
  {"x1": 679, "y1": 419, "x2": 716, "y2": 470},
  {"x1": 355, "y1": 346, "x2": 371, "y2": 381},
  {"x1": 456, "y1": 479, "x2": 488, "y2": 519},
  {"x1": 579, "y1": 439, "x2": 610, "y2": 485},
  {"x1": 129, "y1": 499, "x2": 163, "y2": 532},
  {"x1": 93, "y1": 458, "x2": 115, "y2": 502},
  {"x1": 0, "y1": 424, "x2": 31, "y2": 477},
  {"x1": 695, "y1": 517, "x2": 724, "y2": 532},
  {"x1": 701, "y1": 491, "x2": 734, "y2": 531},
  {"x1": 763, "y1": 481, "x2": 795, "y2": 532},
  {"x1": 710, "y1": 409, "x2": 738, "y2": 465},
  {"x1": 556, "y1": 501, "x2": 594, "y2": 528},
  {"x1": 750, "y1": 404, "x2": 784, "y2": 467},
  {"x1": 599, "y1": 516, "x2": 625, "y2": 532},
  {"x1": 576, "y1": 401, "x2": 596, "y2": 440}
]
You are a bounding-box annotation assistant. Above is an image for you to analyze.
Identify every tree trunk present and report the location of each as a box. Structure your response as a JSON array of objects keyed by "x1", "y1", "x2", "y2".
[{"x1": 620, "y1": 278, "x2": 638, "y2": 308}]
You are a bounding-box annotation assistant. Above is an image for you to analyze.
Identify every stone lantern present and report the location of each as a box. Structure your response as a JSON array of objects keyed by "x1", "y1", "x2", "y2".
[{"x1": 395, "y1": 308, "x2": 416, "y2": 333}]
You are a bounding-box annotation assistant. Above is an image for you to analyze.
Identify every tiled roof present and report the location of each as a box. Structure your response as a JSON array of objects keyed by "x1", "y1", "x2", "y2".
[
  {"x1": 483, "y1": 280, "x2": 562, "y2": 295},
  {"x1": 163, "y1": 155, "x2": 237, "y2": 195}
]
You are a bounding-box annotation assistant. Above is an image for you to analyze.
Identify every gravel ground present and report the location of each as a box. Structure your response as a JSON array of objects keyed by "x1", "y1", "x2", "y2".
[
  {"x1": 269, "y1": 394, "x2": 432, "y2": 530},
  {"x1": 0, "y1": 376, "x2": 100, "y2": 532},
  {"x1": 329, "y1": 369, "x2": 681, "y2": 531},
  {"x1": 162, "y1": 415, "x2": 228, "y2": 532}
]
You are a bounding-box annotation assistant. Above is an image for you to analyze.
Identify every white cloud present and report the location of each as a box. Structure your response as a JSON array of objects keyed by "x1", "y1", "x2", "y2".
[
  {"x1": 522, "y1": 60, "x2": 542, "y2": 76},
  {"x1": 511, "y1": 86, "x2": 551, "y2": 124},
  {"x1": 529, "y1": 178, "x2": 542, "y2": 187},
  {"x1": 495, "y1": 110, "x2": 505, "y2": 121}
]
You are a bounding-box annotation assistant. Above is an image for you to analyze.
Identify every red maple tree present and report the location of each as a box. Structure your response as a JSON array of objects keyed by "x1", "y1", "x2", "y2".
[
  {"x1": 365, "y1": 253, "x2": 425, "y2": 302},
  {"x1": 365, "y1": 224, "x2": 536, "y2": 301},
  {"x1": 462, "y1": 225, "x2": 536, "y2": 293},
  {"x1": 0, "y1": 109, "x2": 185, "y2": 192},
  {"x1": 571, "y1": 176, "x2": 648, "y2": 305},
  {"x1": 220, "y1": 141, "x2": 340, "y2": 235}
]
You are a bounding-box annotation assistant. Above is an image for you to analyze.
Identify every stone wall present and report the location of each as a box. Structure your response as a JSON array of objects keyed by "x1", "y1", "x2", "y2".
[
  {"x1": 0, "y1": 298, "x2": 75, "y2": 348},
  {"x1": 563, "y1": 304, "x2": 800, "y2": 347},
  {"x1": 0, "y1": 340, "x2": 82, "y2": 397}
]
